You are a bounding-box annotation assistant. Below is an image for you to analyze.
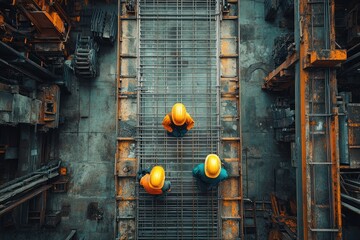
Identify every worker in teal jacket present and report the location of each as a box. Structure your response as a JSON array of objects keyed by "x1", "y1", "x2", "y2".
[{"x1": 192, "y1": 154, "x2": 228, "y2": 192}]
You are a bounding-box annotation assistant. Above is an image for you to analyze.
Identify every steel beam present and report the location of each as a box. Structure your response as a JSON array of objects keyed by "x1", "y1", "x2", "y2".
[
  {"x1": 0, "y1": 41, "x2": 58, "y2": 81},
  {"x1": 0, "y1": 184, "x2": 52, "y2": 216},
  {"x1": 295, "y1": 0, "x2": 342, "y2": 239},
  {"x1": 262, "y1": 52, "x2": 299, "y2": 91}
]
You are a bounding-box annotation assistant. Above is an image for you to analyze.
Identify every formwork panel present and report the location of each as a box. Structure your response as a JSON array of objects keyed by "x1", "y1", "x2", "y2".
[{"x1": 137, "y1": 0, "x2": 220, "y2": 239}]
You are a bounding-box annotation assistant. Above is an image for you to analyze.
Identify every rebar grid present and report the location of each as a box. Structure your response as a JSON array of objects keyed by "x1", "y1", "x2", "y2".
[{"x1": 136, "y1": 0, "x2": 220, "y2": 239}]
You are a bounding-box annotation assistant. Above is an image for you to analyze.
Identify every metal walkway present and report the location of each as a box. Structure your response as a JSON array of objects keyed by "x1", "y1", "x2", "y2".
[{"x1": 136, "y1": 0, "x2": 220, "y2": 239}]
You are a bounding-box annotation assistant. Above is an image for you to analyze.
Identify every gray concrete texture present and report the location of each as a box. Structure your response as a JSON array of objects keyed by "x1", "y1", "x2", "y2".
[
  {"x1": 49, "y1": 41, "x2": 117, "y2": 239},
  {"x1": 239, "y1": 1, "x2": 296, "y2": 239},
  {"x1": 240, "y1": 0, "x2": 295, "y2": 200},
  {"x1": 3, "y1": 3, "x2": 118, "y2": 239}
]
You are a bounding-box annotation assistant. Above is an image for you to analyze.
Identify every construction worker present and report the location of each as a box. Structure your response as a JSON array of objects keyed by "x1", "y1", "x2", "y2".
[
  {"x1": 162, "y1": 103, "x2": 195, "y2": 137},
  {"x1": 192, "y1": 154, "x2": 228, "y2": 192},
  {"x1": 138, "y1": 166, "x2": 171, "y2": 195}
]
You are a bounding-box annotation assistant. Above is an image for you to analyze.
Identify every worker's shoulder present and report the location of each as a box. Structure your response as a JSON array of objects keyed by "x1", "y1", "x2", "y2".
[
  {"x1": 186, "y1": 112, "x2": 194, "y2": 119},
  {"x1": 162, "y1": 114, "x2": 171, "y2": 122},
  {"x1": 140, "y1": 173, "x2": 150, "y2": 185},
  {"x1": 219, "y1": 168, "x2": 229, "y2": 179},
  {"x1": 196, "y1": 163, "x2": 205, "y2": 169},
  {"x1": 192, "y1": 163, "x2": 204, "y2": 174}
]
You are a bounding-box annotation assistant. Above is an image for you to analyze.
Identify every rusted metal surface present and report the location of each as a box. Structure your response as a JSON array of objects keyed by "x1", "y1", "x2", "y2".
[
  {"x1": 115, "y1": 0, "x2": 244, "y2": 239},
  {"x1": 15, "y1": 0, "x2": 71, "y2": 40},
  {"x1": 136, "y1": 0, "x2": 220, "y2": 238},
  {"x1": 269, "y1": 193, "x2": 297, "y2": 239},
  {"x1": 295, "y1": 0, "x2": 342, "y2": 239},
  {"x1": 37, "y1": 84, "x2": 60, "y2": 129},
  {"x1": 220, "y1": 0, "x2": 243, "y2": 238},
  {"x1": 116, "y1": 1, "x2": 137, "y2": 239},
  {"x1": 306, "y1": 49, "x2": 347, "y2": 68},
  {"x1": 262, "y1": 52, "x2": 298, "y2": 91}
]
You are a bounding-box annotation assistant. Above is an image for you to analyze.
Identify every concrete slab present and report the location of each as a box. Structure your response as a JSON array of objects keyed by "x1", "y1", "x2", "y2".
[{"x1": 58, "y1": 133, "x2": 89, "y2": 162}]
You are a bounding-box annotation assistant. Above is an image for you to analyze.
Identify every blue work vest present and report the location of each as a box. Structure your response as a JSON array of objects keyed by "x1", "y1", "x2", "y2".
[{"x1": 192, "y1": 163, "x2": 229, "y2": 186}]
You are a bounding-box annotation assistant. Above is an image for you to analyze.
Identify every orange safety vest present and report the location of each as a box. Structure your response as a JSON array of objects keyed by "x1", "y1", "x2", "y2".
[{"x1": 140, "y1": 174, "x2": 163, "y2": 195}]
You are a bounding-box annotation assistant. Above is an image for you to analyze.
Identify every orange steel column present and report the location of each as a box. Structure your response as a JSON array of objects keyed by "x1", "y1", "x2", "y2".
[
  {"x1": 298, "y1": 0, "x2": 308, "y2": 236},
  {"x1": 329, "y1": 1, "x2": 342, "y2": 239}
]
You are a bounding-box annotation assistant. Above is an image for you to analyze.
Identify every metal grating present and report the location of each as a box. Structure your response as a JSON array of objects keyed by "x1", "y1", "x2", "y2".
[{"x1": 136, "y1": 0, "x2": 220, "y2": 239}]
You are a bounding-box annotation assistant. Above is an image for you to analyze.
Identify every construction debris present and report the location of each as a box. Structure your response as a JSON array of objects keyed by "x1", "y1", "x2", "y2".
[
  {"x1": 272, "y1": 33, "x2": 295, "y2": 68},
  {"x1": 73, "y1": 34, "x2": 99, "y2": 79},
  {"x1": 269, "y1": 193, "x2": 297, "y2": 240},
  {"x1": 272, "y1": 98, "x2": 295, "y2": 142},
  {"x1": 91, "y1": 9, "x2": 117, "y2": 44}
]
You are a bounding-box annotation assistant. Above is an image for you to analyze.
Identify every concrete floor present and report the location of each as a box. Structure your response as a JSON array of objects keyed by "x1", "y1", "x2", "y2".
[
  {"x1": 48, "y1": 3, "x2": 117, "y2": 239},
  {"x1": 48, "y1": 43, "x2": 117, "y2": 239}
]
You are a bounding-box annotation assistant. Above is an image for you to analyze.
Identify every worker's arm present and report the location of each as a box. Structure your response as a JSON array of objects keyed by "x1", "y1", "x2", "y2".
[
  {"x1": 185, "y1": 113, "x2": 195, "y2": 131},
  {"x1": 161, "y1": 180, "x2": 171, "y2": 193},
  {"x1": 219, "y1": 168, "x2": 229, "y2": 182},
  {"x1": 192, "y1": 164, "x2": 202, "y2": 177},
  {"x1": 162, "y1": 115, "x2": 173, "y2": 132},
  {"x1": 139, "y1": 174, "x2": 148, "y2": 186}
]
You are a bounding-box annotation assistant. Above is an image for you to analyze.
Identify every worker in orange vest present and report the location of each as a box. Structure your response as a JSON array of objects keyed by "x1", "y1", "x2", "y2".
[
  {"x1": 162, "y1": 103, "x2": 195, "y2": 137},
  {"x1": 138, "y1": 166, "x2": 171, "y2": 195}
]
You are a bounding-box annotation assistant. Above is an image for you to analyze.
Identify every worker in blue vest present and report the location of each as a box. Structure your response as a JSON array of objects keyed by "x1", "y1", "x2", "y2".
[
  {"x1": 192, "y1": 154, "x2": 228, "y2": 192},
  {"x1": 162, "y1": 103, "x2": 195, "y2": 137}
]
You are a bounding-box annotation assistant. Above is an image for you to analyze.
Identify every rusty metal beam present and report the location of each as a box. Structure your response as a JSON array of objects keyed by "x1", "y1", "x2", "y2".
[
  {"x1": 295, "y1": 0, "x2": 342, "y2": 239},
  {"x1": 262, "y1": 52, "x2": 298, "y2": 91},
  {"x1": 306, "y1": 49, "x2": 347, "y2": 68},
  {"x1": 0, "y1": 41, "x2": 57, "y2": 80},
  {"x1": 0, "y1": 184, "x2": 51, "y2": 216}
]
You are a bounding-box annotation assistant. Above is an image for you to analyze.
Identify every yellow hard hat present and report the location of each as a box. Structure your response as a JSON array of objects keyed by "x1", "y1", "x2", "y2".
[
  {"x1": 205, "y1": 154, "x2": 221, "y2": 178},
  {"x1": 172, "y1": 103, "x2": 187, "y2": 126},
  {"x1": 149, "y1": 166, "x2": 165, "y2": 189}
]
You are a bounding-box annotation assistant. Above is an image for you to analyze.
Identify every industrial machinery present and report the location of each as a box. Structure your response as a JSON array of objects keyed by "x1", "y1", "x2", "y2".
[
  {"x1": 73, "y1": 34, "x2": 99, "y2": 79},
  {"x1": 91, "y1": 9, "x2": 117, "y2": 44},
  {"x1": 0, "y1": 0, "x2": 72, "y2": 72}
]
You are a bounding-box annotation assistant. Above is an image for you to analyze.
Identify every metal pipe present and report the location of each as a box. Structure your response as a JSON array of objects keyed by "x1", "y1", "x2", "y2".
[{"x1": 341, "y1": 202, "x2": 360, "y2": 215}]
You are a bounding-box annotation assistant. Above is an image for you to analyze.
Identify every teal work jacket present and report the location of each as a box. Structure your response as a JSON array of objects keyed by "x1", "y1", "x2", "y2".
[{"x1": 192, "y1": 163, "x2": 229, "y2": 186}]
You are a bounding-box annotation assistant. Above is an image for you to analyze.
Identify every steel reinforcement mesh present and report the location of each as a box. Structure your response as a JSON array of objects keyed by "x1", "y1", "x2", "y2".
[{"x1": 136, "y1": 0, "x2": 220, "y2": 239}]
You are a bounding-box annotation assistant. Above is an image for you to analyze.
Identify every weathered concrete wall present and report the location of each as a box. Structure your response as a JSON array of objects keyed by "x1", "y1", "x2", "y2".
[
  {"x1": 240, "y1": 0, "x2": 295, "y2": 199},
  {"x1": 239, "y1": 1, "x2": 296, "y2": 239}
]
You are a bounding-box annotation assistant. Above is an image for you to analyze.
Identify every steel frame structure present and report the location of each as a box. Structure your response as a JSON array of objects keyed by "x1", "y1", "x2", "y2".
[
  {"x1": 295, "y1": 0, "x2": 342, "y2": 239},
  {"x1": 116, "y1": 0, "x2": 243, "y2": 239},
  {"x1": 136, "y1": 0, "x2": 220, "y2": 239}
]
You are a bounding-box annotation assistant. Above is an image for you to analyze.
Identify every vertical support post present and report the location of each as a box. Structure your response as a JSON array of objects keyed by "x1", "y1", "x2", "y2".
[
  {"x1": 295, "y1": 0, "x2": 307, "y2": 238},
  {"x1": 295, "y1": 0, "x2": 342, "y2": 239}
]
